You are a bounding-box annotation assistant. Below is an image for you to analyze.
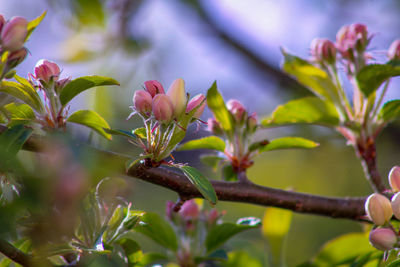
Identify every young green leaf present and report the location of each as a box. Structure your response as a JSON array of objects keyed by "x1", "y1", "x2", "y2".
[
  {"x1": 200, "y1": 155, "x2": 225, "y2": 171},
  {"x1": 133, "y1": 127, "x2": 147, "y2": 139},
  {"x1": 180, "y1": 166, "x2": 218, "y2": 204},
  {"x1": 26, "y1": 11, "x2": 47, "y2": 41},
  {"x1": 222, "y1": 251, "x2": 263, "y2": 267},
  {"x1": 205, "y1": 222, "x2": 260, "y2": 253},
  {"x1": 0, "y1": 81, "x2": 43, "y2": 113},
  {"x1": 258, "y1": 137, "x2": 319, "y2": 153},
  {"x1": 262, "y1": 96, "x2": 340, "y2": 127},
  {"x1": 222, "y1": 165, "x2": 238, "y2": 181},
  {"x1": 105, "y1": 128, "x2": 137, "y2": 139},
  {"x1": 67, "y1": 110, "x2": 112, "y2": 140},
  {"x1": 177, "y1": 136, "x2": 226, "y2": 152},
  {"x1": 206, "y1": 81, "x2": 234, "y2": 133},
  {"x1": 378, "y1": 100, "x2": 400, "y2": 122},
  {"x1": 0, "y1": 125, "x2": 32, "y2": 159},
  {"x1": 134, "y1": 212, "x2": 178, "y2": 251},
  {"x1": 60, "y1": 76, "x2": 119, "y2": 106},
  {"x1": 282, "y1": 51, "x2": 340, "y2": 104},
  {"x1": 356, "y1": 63, "x2": 400, "y2": 97},
  {"x1": 3, "y1": 103, "x2": 36, "y2": 126},
  {"x1": 115, "y1": 238, "x2": 143, "y2": 265}
]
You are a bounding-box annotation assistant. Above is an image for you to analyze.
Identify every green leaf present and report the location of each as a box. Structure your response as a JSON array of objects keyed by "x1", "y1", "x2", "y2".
[
  {"x1": 139, "y1": 253, "x2": 168, "y2": 266},
  {"x1": 0, "y1": 81, "x2": 43, "y2": 113},
  {"x1": 134, "y1": 212, "x2": 178, "y2": 251},
  {"x1": 26, "y1": 11, "x2": 47, "y2": 41},
  {"x1": 60, "y1": 76, "x2": 119, "y2": 106},
  {"x1": 105, "y1": 128, "x2": 136, "y2": 139},
  {"x1": 178, "y1": 136, "x2": 225, "y2": 152},
  {"x1": 205, "y1": 222, "x2": 260, "y2": 253},
  {"x1": 133, "y1": 127, "x2": 147, "y2": 139},
  {"x1": 312, "y1": 232, "x2": 374, "y2": 266},
  {"x1": 356, "y1": 63, "x2": 400, "y2": 97},
  {"x1": 200, "y1": 155, "x2": 225, "y2": 171},
  {"x1": 67, "y1": 110, "x2": 111, "y2": 140},
  {"x1": 222, "y1": 165, "x2": 237, "y2": 181},
  {"x1": 180, "y1": 166, "x2": 218, "y2": 204},
  {"x1": 262, "y1": 207, "x2": 292, "y2": 237},
  {"x1": 221, "y1": 251, "x2": 263, "y2": 267},
  {"x1": 3, "y1": 103, "x2": 36, "y2": 126},
  {"x1": 0, "y1": 125, "x2": 32, "y2": 159},
  {"x1": 116, "y1": 238, "x2": 143, "y2": 265},
  {"x1": 206, "y1": 81, "x2": 234, "y2": 133},
  {"x1": 258, "y1": 137, "x2": 319, "y2": 153},
  {"x1": 282, "y1": 51, "x2": 340, "y2": 103},
  {"x1": 262, "y1": 97, "x2": 340, "y2": 127},
  {"x1": 378, "y1": 100, "x2": 400, "y2": 122}
]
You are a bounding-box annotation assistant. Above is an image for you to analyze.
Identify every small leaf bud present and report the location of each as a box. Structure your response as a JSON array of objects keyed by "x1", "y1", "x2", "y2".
[
  {"x1": 369, "y1": 228, "x2": 397, "y2": 251},
  {"x1": 365, "y1": 193, "x2": 393, "y2": 226}
]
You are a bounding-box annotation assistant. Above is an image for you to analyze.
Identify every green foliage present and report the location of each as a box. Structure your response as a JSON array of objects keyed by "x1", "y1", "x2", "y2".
[
  {"x1": 26, "y1": 11, "x2": 47, "y2": 41},
  {"x1": 3, "y1": 103, "x2": 35, "y2": 126},
  {"x1": 206, "y1": 81, "x2": 234, "y2": 134},
  {"x1": 115, "y1": 238, "x2": 143, "y2": 265},
  {"x1": 178, "y1": 136, "x2": 226, "y2": 152},
  {"x1": 135, "y1": 212, "x2": 178, "y2": 252},
  {"x1": 263, "y1": 96, "x2": 340, "y2": 127},
  {"x1": 0, "y1": 81, "x2": 43, "y2": 113},
  {"x1": 180, "y1": 165, "x2": 218, "y2": 204},
  {"x1": 379, "y1": 100, "x2": 400, "y2": 122},
  {"x1": 59, "y1": 75, "x2": 119, "y2": 106},
  {"x1": 0, "y1": 125, "x2": 32, "y2": 160},
  {"x1": 258, "y1": 137, "x2": 319, "y2": 152},
  {"x1": 221, "y1": 251, "x2": 263, "y2": 267},
  {"x1": 200, "y1": 155, "x2": 225, "y2": 171},
  {"x1": 205, "y1": 221, "x2": 260, "y2": 253},
  {"x1": 356, "y1": 63, "x2": 400, "y2": 97},
  {"x1": 67, "y1": 109, "x2": 112, "y2": 140}
]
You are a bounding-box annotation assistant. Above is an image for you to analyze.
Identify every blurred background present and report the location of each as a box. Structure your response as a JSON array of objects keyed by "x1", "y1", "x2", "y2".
[{"x1": 2, "y1": 0, "x2": 400, "y2": 265}]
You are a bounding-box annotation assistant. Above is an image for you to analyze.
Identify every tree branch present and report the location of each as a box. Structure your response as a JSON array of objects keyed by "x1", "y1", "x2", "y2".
[
  {"x1": 0, "y1": 239, "x2": 32, "y2": 267},
  {"x1": 1, "y1": 125, "x2": 367, "y2": 221}
]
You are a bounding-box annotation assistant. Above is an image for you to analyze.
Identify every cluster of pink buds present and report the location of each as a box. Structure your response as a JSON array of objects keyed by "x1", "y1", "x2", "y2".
[
  {"x1": 132, "y1": 79, "x2": 206, "y2": 124},
  {"x1": 0, "y1": 15, "x2": 29, "y2": 79},
  {"x1": 364, "y1": 166, "x2": 400, "y2": 251},
  {"x1": 388, "y1": 40, "x2": 400, "y2": 61}
]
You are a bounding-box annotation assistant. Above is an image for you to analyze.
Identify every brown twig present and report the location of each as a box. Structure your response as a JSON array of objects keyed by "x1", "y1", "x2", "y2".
[{"x1": 0, "y1": 239, "x2": 33, "y2": 267}]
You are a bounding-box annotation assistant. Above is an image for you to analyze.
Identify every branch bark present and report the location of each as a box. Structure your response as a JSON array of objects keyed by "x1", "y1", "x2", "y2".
[
  {"x1": 1, "y1": 125, "x2": 367, "y2": 221},
  {"x1": 0, "y1": 239, "x2": 32, "y2": 267}
]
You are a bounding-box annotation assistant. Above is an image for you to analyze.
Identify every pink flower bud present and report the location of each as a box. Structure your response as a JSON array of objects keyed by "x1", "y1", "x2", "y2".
[
  {"x1": 144, "y1": 80, "x2": 164, "y2": 97},
  {"x1": 207, "y1": 118, "x2": 222, "y2": 135},
  {"x1": 34, "y1": 59, "x2": 61, "y2": 84},
  {"x1": 310, "y1": 38, "x2": 336, "y2": 64},
  {"x1": 0, "y1": 15, "x2": 5, "y2": 34},
  {"x1": 133, "y1": 90, "x2": 152, "y2": 115},
  {"x1": 152, "y1": 94, "x2": 174, "y2": 124},
  {"x1": 336, "y1": 23, "x2": 369, "y2": 58},
  {"x1": 186, "y1": 94, "x2": 206, "y2": 118},
  {"x1": 369, "y1": 228, "x2": 397, "y2": 251},
  {"x1": 1, "y1": 17, "x2": 28, "y2": 52},
  {"x1": 55, "y1": 77, "x2": 71, "y2": 94},
  {"x1": 166, "y1": 78, "x2": 187, "y2": 118},
  {"x1": 388, "y1": 40, "x2": 400, "y2": 60},
  {"x1": 391, "y1": 192, "x2": 400, "y2": 220},
  {"x1": 389, "y1": 166, "x2": 400, "y2": 192},
  {"x1": 179, "y1": 200, "x2": 199, "y2": 220},
  {"x1": 247, "y1": 112, "x2": 258, "y2": 133},
  {"x1": 365, "y1": 193, "x2": 393, "y2": 226},
  {"x1": 227, "y1": 99, "x2": 246, "y2": 123},
  {"x1": 166, "y1": 201, "x2": 175, "y2": 221},
  {"x1": 6, "y1": 47, "x2": 27, "y2": 68}
]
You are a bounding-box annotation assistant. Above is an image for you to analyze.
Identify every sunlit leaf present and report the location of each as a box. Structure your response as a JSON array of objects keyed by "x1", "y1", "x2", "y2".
[
  {"x1": 178, "y1": 136, "x2": 226, "y2": 152},
  {"x1": 3, "y1": 103, "x2": 36, "y2": 126},
  {"x1": 133, "y1": 127, "x2": 147, "y2": 139},
  {"x1": 221, "y1": 251, "x2": 263, "y2": 267},
  {"x1": 356, "y1": 63, "x2": 400, "y2": 97},
  {"x1": 135, "y1": 212, "x2": 178, "y2": 251},
  {"x1": 26, "y1": 11, "x2": 46, "y2": 41},
  {"x1": 206, "y1": 81, "x2": 234, "y2": 133},
  {"x1": 282, "y1": 51, "x2": 340, "y2": 103},
  {"x1": 262, "y1": 97, "x2": 340, "y2": 127},
  {"x1": 67, "y1": 109, "x2": 111, "y2": 140},
  {"x1": 262, "y1": 207, "x2": 292, "y2": 237},
  {"x1": 0, "y1": 81, "x2": 43, "y2": 112},
  {"x1": 205, "y1": 222, "x2": 260, "y2": 253},
  {"x1": 60, "y1": 76, "x2": 119, "y2": 106},
  {"x1": 258, "y1": 137, "x2": 319, "y2": 152},
  {"x1": 378, "y1": 100, "x2": 400, "y2": 122},
  {"x1": 180, "y1": 166, "x2": 218, "y2": 204}
]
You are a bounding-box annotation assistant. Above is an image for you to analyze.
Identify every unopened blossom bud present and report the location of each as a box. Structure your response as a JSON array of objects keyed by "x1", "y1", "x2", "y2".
[
  {"x1": 0, "y1": 15, "x2": 5, "y2": 34},
  {"x1": 247, "y1": 112, "x2": 258, "y2": 133},
  {"x1": 6, "y1": 47, "x2": 27, "y2": 68},
  {"x1": 310, "y1": 38, "x2": 336, "y2": 64},
  {"x1": 144, "y1": 80, "x2": 164, "y2": 97},
  {"x1": 167, "y1": 78, "x2": 187, "y2": 118},
  {"x1": 34, "y1": 59, "x2": 61, "y2": 84},
  {"x1": 179, "y1": 200, "x2": 199, "y2": 220},
  {"x1": 133, "y1": 90, "x2": 152, "y2": 115},
  {"x1": 351, "y1": 23, "x2": 368, "y2": 51},
  {"x1": 227, "y1": 99, "x2": 246, "y2": 123},
  {"x1": 207, "y1": 118, "x2": 222, "y2": 135},
  {"x1": 207, "y1": 209, "x2": 219, "y2": 226},
  {"x1": 336, "y1": 23, "x2": 369, "y2": 58},
  {"x1": 365, "y1": 193, "x2": 393, "y2": 226},
  {"x1": 152, "y1": 94, "x2": 174, "y2": 124},
  {"x1": 389, "y1": 166, "x2": 400, "y2": 192},
  {"x1": 369, "y1": 228, "x2": 397, "y2": 251},
  {"x1": 186, "y1": 94, "x2": 206, "y2": 119},
  {"x1": 391, "y1": 192, "x2": 400, "y2": 220},
  {"x1": 1, "y1": 17, "x2": 28, "y2": 52},
  {"x1": 55, "y1": 77, "x2": 71, "y2": 94},
  {"x1": 388, "y1": 40, "x2": 400, "y2": 60}
]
